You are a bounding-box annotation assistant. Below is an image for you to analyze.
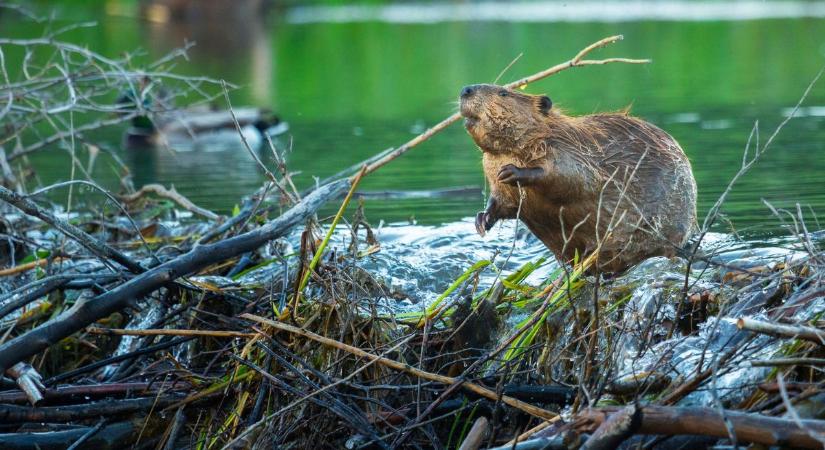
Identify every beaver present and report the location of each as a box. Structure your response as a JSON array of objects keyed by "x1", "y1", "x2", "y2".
[{"x1": 459, "y1": 84, "x2": 697, "y2": 273}]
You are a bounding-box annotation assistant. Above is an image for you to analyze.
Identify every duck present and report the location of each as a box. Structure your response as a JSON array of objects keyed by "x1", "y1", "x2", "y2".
[
  {"x1": 118, "y1": 78, "x2": 288, "y2": 152},
  {"x1": 123, "y1": 105, "x2": 288, "y2": 152}
]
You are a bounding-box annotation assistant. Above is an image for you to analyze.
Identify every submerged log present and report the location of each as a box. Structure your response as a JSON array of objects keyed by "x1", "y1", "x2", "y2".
[{"x1": 0, "y1": 179, "x2": 349, "y2": 374}]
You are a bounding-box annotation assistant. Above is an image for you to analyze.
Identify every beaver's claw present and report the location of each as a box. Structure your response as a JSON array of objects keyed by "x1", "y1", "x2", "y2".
[
  {"x1": 497, "y1": 164, "x2": 520, "y2": 185},
  {"x1": 475, "y1": 211, "x2": 493, "y2": 237},
  {"x1": 498, "y1": 164, "x2": 543, "y2": 186}
]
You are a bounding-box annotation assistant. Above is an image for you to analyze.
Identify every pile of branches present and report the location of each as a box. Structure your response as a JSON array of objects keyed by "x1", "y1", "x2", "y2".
[
  {"x1": 0, "y1": 172, "x2": 823, "y2": 449},
  {"x1": 2, "y1": 7, "x2": 825, "y2": 448}
]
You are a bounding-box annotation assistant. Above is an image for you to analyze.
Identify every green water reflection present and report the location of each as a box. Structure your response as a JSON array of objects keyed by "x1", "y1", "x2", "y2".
[{"x1": 4, "y1": 4, "x2": 825, "y2": 235}]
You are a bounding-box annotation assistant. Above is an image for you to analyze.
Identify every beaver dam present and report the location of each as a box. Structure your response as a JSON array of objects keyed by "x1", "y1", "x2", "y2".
[{"x1": 2, "y1": 13, "x2": 825, "y2": 449}]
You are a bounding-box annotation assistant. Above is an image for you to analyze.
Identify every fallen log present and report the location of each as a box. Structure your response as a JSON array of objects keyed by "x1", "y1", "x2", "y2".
[
  {"x1": 0, "y1": 420, "x2": 140, "y2": 450},
  {"x1": 574, "y1": 405, "x2": 825, "y2": 449},
  {"x1": 0, "y1": 395, "x2": 184, "y2": 423},
  {"x1": 0, "y1": 179, "x2": 349, "y2": 374},
  {"x1": 579, "y1": 404, "x2": 641, "y2": 450}
]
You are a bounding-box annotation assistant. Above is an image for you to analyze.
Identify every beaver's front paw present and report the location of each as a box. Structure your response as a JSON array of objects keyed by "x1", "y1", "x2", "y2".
[
  {"x1": 498, "y1": 164, "x2": 544, "y2": 186},
  {"x1": 475, "y1": 211, "x2": 495, "y2": 237},
  {"x1": 497, "y1": 164, "x2": 521, "y2": 185}
]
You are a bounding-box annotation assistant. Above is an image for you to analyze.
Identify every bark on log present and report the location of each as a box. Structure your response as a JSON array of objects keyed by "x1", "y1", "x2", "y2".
[
  {"x1": 575, "y1": 405, "x2": 825, "y2": 449},
  {"x1": 579, "y1": 404, "x2": 641, "y2": 450},
  {"x1": 0, "y1": 179, "x2": 349, "y2": 374}
]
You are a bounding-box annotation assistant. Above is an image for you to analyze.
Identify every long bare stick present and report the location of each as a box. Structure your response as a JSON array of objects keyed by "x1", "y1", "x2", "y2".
[
  {"x1": 241, "y1": 313, "x2": 558, "y2": 420},
  {"x1": 86, "y1": 328, "x2": 255, "y2": 338},
  {"x1": 352, "y1": 35, "x2": 648, "y2": 180}
]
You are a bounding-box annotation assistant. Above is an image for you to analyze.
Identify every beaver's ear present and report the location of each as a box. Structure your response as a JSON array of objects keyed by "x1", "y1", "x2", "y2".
[{"x1": 537, "y1": 95, "x2": 552, "y2": 115}]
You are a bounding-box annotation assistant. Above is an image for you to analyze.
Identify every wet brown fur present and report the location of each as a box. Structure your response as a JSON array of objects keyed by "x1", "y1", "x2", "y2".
[{"x1": 460, "y1": 84, "x2": 698, "y2": 272}]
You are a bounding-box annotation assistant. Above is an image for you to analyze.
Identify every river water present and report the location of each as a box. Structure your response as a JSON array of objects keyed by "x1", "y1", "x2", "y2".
[{"x1": 3, "y1": 1, "x2": 825, "y2": 237}]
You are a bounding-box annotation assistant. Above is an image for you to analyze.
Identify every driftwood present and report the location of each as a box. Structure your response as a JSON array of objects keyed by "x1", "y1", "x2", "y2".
[
  {"x1": 86, "y1": 327, "x2": 255, "y2": 338},
  {"x1": 0, "y1": 179, "x2": 349, "y2": 374},
  {"x1": 737, "y1": 317, "x2": 825, "y2": 345},
  {"x1": 5, "y1": 362, "x2": 44, "y2": 405},
  {"x1": 574, "y1": 405, "x2": 825, "y2": 449}
]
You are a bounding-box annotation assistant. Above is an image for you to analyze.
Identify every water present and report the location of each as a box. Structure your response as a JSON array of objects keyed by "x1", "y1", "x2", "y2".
[{"x1": 3, "y1": 1, "x2": 825, "y2": 237}]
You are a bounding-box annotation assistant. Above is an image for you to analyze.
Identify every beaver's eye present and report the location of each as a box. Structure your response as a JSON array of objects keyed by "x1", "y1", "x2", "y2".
[{"x1": 498, "y1": 90, "x2": 509, "y2": 97}]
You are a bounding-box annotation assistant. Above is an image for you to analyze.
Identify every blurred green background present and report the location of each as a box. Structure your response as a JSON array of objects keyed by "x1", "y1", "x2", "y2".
[{"x1": 3, "y1": 1, "x2": 825, "y2": 235}]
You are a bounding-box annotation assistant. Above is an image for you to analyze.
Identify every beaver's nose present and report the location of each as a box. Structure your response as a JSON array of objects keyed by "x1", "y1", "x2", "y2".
[{"x1": 460, "y1": 85, "x2": 477, "y2": 98}]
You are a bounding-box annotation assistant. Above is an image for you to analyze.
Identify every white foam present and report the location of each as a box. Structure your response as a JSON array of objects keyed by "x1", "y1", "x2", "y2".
[{"x1": 287, "y1": 1, "x2": 825, "y2": 24}]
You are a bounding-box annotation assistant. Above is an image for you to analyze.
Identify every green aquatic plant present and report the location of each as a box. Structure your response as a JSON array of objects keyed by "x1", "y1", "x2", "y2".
[{"x1": 501, "y1": 251, "x2": 596, "y2": 363}]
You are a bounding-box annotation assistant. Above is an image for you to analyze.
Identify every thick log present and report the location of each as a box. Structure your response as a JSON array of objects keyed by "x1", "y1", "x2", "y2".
[
  {"x1": 0, "y1": 420, "x2": 139, "y2": 450},
  {"x1": 575, "y1": 405, "x2": 825, "y2": 449},
  {"x1": 580, "y1": 404, "x2": 641, "y2": 450},
  {"x1": 0, "y1": 396, "x2": 183, "y2": 423},
  {"x1": 0, "y1": 179, "x2": 349, "y2": 373}
]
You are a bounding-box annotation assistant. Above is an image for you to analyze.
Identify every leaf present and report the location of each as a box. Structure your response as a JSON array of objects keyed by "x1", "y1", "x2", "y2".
[{"x1": 20, "y1": 249, "x2": 50, "y2": 264}]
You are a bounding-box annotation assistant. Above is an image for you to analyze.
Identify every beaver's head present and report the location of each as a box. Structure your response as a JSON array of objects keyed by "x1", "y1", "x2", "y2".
[{"x1": 459, "y1": 84, "x2": 552, "y2": 154}]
